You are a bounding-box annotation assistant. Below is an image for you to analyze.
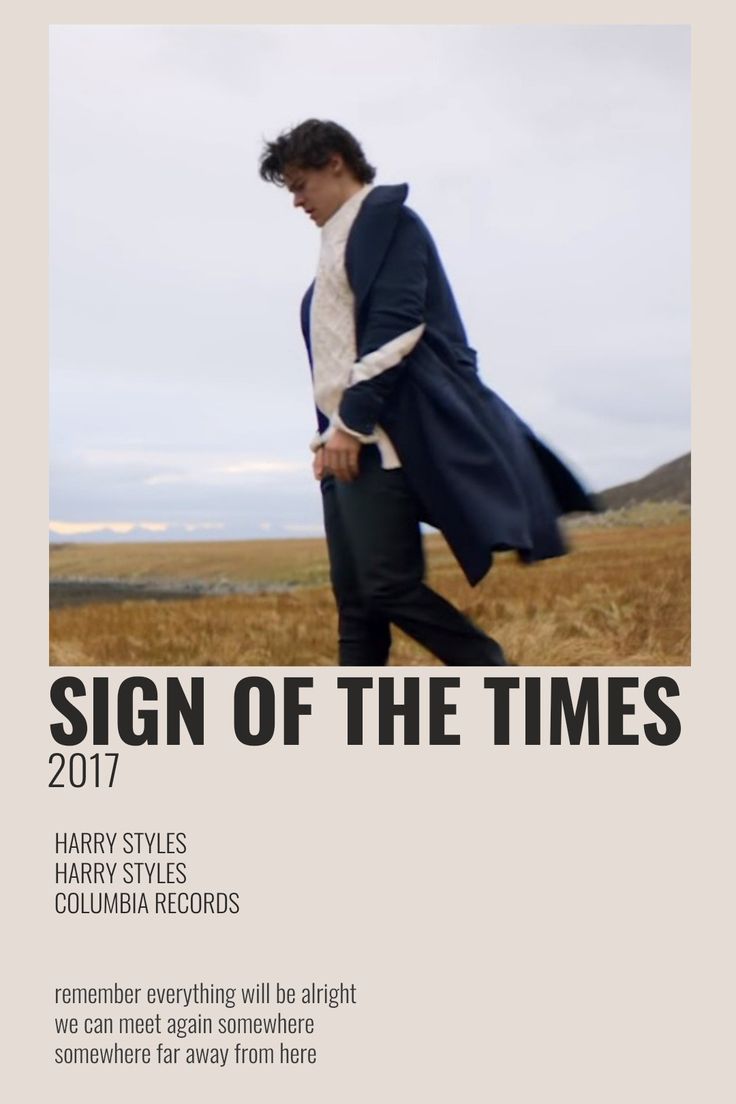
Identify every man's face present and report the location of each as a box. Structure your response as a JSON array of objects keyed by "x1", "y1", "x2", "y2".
[{"x1": 283, "y1": 158, "x2": 353, "y2": 228}]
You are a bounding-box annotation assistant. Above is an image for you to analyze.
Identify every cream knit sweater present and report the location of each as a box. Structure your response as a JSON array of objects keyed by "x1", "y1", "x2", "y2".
[{"x1": 309, "y1": 184, "x2": 425, "y2": 469}]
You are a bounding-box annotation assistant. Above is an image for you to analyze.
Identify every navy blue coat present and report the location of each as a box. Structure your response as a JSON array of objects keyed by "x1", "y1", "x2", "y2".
[{"x1": 301, "y1": 184, "x2": 595, "y2": 585}]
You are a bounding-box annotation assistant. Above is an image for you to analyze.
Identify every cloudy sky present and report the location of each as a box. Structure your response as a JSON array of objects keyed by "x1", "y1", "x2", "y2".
[{"x1": 49, "y1": 24, "x2": 690, "y2": 541}]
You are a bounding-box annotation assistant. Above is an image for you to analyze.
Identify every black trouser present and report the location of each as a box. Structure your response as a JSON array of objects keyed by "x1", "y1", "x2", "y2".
[{"x1": 320, "y1": 446, "x2": 507, "y2": 666}]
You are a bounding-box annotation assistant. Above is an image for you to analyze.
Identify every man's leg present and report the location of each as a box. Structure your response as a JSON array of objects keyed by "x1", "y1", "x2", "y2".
[
  {"x1": 321, "y1": 472, "x2": 392, "y2": 665},
  {"x1": 335, "y1": 447, "x2": 507, "y2": 666}
]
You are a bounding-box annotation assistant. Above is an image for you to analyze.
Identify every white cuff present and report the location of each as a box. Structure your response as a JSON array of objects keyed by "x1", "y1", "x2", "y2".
[{"x1": 330, "y1": 413, "x2": 379, "y2": 445}]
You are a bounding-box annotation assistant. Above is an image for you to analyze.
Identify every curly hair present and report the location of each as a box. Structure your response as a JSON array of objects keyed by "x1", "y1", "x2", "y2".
[{"x1": 259, "y1": 119, "x2": 376, "y2": 186}]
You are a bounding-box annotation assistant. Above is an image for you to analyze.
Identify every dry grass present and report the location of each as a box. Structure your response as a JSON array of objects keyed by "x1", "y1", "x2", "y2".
[
  {"x1": 50, "y1": 536, "x2": 330, "y2": 588},
  {"x1": 49, "y1": 517, "x2": 690, "y2": 667}
]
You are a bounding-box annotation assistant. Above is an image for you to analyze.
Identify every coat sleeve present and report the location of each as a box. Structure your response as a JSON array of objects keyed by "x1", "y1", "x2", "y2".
[{"x1": 337, "y1": 211, "x2": 429, "y2": 437}]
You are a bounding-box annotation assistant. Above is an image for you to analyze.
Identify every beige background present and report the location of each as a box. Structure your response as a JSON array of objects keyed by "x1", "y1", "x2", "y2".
[
  {"x1": 4, "y1": 2, "x2": 734, "y2": 1101},
  {"x1": 33, "y1": 669, "x2": 719, "y2": 1102}
]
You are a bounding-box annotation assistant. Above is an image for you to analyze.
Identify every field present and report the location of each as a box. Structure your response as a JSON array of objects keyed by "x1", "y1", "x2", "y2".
[{"x1": 49, "y1": 504, "x2": 690, "y2": 666}]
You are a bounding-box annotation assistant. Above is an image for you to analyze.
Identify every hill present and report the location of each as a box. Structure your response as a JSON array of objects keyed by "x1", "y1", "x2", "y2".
[{"x1": 599, "y1": 453, "x2": 690, "y2": 510}]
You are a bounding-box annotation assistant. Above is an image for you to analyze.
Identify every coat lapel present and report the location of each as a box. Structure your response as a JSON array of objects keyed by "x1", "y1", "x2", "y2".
[
  {"x1": 301, "y1": 184, "x2": 408, "y2": 350},
  {"x1": 345, "y1": 184, "x2": 409, "y2": 315},
  {"x1": 300, "y1": 281, "x2": 315, "y2": 364}
]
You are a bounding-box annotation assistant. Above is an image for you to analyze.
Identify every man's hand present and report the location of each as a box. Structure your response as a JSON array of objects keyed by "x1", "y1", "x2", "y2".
[
  {"x1": 323, "y1": 428, "x2": 362, "y2": 482},
  {"x1": 312, "y1": 447, "x2": 326, "y2": 481}
]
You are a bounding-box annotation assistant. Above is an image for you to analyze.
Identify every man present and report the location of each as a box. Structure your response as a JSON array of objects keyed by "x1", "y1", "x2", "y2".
[{"x1": 259, "y1": 119, "x2": 594, "y2": 666}]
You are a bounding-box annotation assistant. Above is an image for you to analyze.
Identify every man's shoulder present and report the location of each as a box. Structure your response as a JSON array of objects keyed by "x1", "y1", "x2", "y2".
[
  {"x1": 393, "y1": 203, "x2": 437, "y2": 257},
  {"x1": 398, "y1": 204, "x2": 430, "y2": 231}
]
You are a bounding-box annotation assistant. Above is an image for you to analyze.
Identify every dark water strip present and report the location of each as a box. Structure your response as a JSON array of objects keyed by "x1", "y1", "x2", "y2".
[{"x1": 49, "y1": 578, "x2": 302, "y2": 609}]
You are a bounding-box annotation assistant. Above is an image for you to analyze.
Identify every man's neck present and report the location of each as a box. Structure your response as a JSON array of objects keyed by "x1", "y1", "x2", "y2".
[
  {"x1": 341, "y1": 178, "x2": 365, "y2": 205},
  {"x1": 322, "y1": 182, "x2": 372, "y2": 233}
]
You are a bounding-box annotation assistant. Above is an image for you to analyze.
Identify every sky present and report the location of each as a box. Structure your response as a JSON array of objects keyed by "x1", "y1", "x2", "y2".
[{"x1": 49, "y1": 24, "x2": 690, "y2": 542}]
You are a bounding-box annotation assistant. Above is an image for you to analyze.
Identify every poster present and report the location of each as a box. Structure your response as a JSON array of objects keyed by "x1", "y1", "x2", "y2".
[{"x1": 5, "y1": 3, "x2": 733, "y2": 1101}]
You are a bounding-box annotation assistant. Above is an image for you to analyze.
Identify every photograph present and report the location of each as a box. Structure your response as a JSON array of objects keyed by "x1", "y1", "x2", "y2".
[{"x1": 49, "y1": 24, "x2": 690, "y2": 665}]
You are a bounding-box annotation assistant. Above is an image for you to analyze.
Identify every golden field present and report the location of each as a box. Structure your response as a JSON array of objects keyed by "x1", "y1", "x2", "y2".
[{"x1": 49, "y1": 505, "x2": 690, "y2": 666}]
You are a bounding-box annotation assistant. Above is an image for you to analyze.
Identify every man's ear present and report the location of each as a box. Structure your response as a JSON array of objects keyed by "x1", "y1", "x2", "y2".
[{"x1": 328, "y1": 153, "x2": 345, "y2": 176}]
